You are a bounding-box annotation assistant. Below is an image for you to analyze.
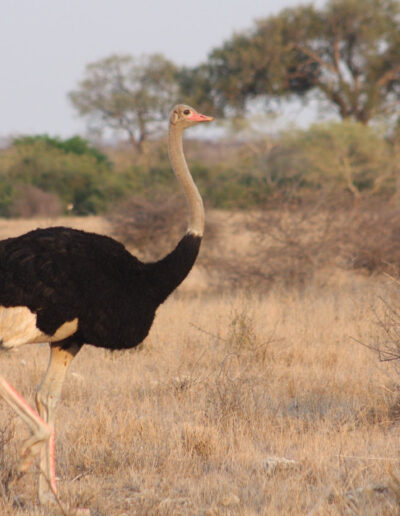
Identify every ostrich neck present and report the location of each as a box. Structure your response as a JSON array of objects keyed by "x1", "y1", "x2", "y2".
[
  {"x1": 168, "y1": 124, "x2": 204, "y2": 237},
  {"x1": 143, "y1": 124, "x2": 204, "y2": 306}
]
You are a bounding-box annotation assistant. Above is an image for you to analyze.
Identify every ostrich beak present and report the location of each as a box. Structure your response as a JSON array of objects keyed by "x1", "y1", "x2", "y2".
[{"x1": 187, "y1": 111, "x2": 214, "y2": 123}]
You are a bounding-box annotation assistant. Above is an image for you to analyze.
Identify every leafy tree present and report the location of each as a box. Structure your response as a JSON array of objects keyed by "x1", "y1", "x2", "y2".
[
  {"x1": 69, "y1": 54, "x2": 179, "y2": 152},
  {"x1": 178, "y1": 65, "x2": 223, "y2": 117},
  {"x1": 200, "y1": 0, "x2": 400, "y2": 124}
]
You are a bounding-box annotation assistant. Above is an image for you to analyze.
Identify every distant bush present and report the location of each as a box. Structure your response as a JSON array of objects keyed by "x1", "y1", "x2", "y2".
[
  {"x1": 13, "y1": 135, "x2": 110, "y2": 166},
  {"x1": 108, "y1": 191, "x2": 219, "y2": 261},
  {"x1": 0, "y1": 136, "x2": 133, "y2": 216},
  {"x1": 9, "y1": 185, "x2": 62, "y2": 218},
  {"x1": 339, "y1": 198, "x2": 400, "y2": 274},
  {"x1": 108, "y1": 193, "x2": 186, "y2": 260},
  {"x1": 0, "y1": 120, "x2": 398, "y2": 218},
  {"x1": 194, "y1": 164, "x2": 271, "y2": 209},
  {"x1": 263, "y1": 122, "x2": 399, "y2": 198}
]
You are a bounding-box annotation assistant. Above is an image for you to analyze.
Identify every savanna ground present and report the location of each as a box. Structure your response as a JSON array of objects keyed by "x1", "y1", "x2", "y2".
[{"x1": 1, "y1": 211, "x2": 400, "y2": 515}]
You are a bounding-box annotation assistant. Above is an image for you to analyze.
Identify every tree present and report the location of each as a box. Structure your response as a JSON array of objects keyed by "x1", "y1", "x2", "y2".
[
  {"x1": 178, "y1": 64, "x2": 224, "y2": 117},
  {"x1": 200, "y1": 0, "x2": 400, "y2": 124},
  {"x1": 69, "y1": 54, "x2": 179, "y2": 152}
]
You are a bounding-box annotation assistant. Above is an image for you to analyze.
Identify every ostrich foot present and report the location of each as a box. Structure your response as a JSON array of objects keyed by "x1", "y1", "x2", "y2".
[
  {"x1": 0, "y1": 377, "x2": 57, "y2": 502},
  {"x1": 19, "y1": 427, "x2": 52, "y2": 473}
]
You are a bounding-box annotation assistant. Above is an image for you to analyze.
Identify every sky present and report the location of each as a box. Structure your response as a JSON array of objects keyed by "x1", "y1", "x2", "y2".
[{"x1": 0, "y1": 0, "x2": 324, "y2": 139}]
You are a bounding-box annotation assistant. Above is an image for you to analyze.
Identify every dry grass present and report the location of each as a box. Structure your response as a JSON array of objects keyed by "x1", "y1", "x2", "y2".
[{"x1": 0, "y1": 216, "x2": 400, "y2": 514}]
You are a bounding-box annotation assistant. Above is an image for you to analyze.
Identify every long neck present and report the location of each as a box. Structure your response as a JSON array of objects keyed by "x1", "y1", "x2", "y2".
[
  {"x1": 168, "y1": 124, "x2": 204, "y2": 237},
  {"x1": 145, "y1": 124, "x2": 204, "y2": 305}
]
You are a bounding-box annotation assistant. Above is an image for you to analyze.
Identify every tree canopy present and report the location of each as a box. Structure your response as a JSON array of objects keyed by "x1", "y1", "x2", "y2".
[
  {"x1": 69, "y1": 54, "x2": 179, "y2": 152},
  {"x1": 69, "y1": 1, "x2": 400, "y2": 134},
  {"x1": 196, "y1": 0, "x2": 400, "y2": 124}
]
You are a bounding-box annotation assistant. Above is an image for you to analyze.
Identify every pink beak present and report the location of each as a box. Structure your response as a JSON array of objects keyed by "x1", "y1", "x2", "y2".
[{"x1": 186, "y1": 111, "x2": 214, "y2": 122}]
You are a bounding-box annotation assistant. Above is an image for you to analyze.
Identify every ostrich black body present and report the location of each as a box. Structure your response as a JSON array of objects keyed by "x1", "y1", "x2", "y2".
[{"x1": 0, "y1": 226, "x2": 201, "y2": 351}]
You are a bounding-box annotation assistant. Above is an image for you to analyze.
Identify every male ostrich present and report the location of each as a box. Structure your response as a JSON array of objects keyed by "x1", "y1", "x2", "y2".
[{"x1": 0, "y1": 105, "x2": 213, "y2": 505}]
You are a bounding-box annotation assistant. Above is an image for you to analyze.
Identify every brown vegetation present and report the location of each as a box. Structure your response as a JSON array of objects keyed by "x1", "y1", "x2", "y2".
[
  {"x1": 108, "y1": 193, "x2": 187, "y2": 261},
  {"x1": 10, "y1": 185, "x2": 62, "y2": 219},
  {"x1": 108, "y1": 193, "x2": 220, "y2": 262}
]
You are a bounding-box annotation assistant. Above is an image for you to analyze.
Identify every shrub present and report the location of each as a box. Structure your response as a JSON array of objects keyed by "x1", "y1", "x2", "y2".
[
  {"x1": 9, "y1": 185, "x2": 62, "y2": 218},
  {"x1": 339, "y1": 198, "x2": 400, "y2": 274},
  {"x1": 107, "y1": 191, "x2": 219, "y2": 261},
  {"x1": 0, "y1": 137, "x2": 131, "y2": 215},
  {"x1": 13, "y1": 134, "x2": 110, "y2": 166},
  {"x1": 268, "y1": 122, "x2": 399, "y2": 198},
  {"x1": 108, "y1": 193, "x2": 187, "y2": 260}
]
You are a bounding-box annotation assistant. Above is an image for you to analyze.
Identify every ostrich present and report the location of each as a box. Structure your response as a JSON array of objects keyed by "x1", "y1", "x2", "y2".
[{"x1": 0, "y1": 104, "x2": 213, "y2": 506}]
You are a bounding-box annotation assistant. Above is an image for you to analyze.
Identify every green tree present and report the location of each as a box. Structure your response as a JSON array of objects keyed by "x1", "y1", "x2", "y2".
[
  {"x1": 199, "y1": 0, "x2": 400, "y2": 124},
  {"x1": 178, "y1": 64, "x2": 223, "y2": 117},
  {"x1": 69, "y1": 54, "x2": 179, "y2": 152}
]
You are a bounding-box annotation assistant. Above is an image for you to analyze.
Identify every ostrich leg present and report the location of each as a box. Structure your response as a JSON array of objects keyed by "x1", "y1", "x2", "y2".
[
  {"x1": 0, "y1": 376, "x2": 52, "y2": 473},
  {"x1": 0, "y1": 341, "x2": 80, "y2": 505},
  {"x1": 35, "y1": 341, "x2": 81, "y2": 504}
]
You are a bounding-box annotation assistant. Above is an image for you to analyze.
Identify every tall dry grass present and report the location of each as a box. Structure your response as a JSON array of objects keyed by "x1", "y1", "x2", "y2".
[{"x1": 0, "y1": 216, "x2": 399, "y2": 514}]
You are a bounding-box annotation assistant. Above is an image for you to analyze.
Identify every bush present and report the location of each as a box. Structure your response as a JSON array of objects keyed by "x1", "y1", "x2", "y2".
[
  {"x1": 9, "y1": 185, "x2": 62, "y2": 218},
  {"x1": 108, "y1": 193, "x2": 187, "y2": 260},
  {"x1": 267, "y1": 122, "x2": 399, "y2": 198},
  {"x1": 0, "y1": 137, "x2": 132, "y2": 216},
  {"x1": 198, "y1": 164, "x2": 271, "y2": 209},
  {"x1": 339, "y1": 198, "x2": 400, "y2": 274},
  {"x1": 13, "y1": 134, "x2": 110, "y2": 165},
  {"x1": 108, "y1": 192, "x2": 219, "y2": 261}
]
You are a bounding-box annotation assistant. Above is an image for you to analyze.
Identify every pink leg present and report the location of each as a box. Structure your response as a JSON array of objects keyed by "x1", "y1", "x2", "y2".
[
  {"x1": 0, "y1": 342, "x2": 80, "y2": 505},
  {"x1": 0, "y1": 376, "x2": 52, "y2": 474}
]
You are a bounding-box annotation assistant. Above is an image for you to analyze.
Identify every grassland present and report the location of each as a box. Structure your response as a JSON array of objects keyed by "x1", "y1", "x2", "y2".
[{"x1": 0, "y1": 215, "x2": 400, "y2": 515}]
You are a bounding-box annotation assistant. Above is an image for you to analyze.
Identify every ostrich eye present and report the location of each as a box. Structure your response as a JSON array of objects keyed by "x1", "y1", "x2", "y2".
[{"x1": 183, "y1": 109, "x2": 191, "y2": 115}]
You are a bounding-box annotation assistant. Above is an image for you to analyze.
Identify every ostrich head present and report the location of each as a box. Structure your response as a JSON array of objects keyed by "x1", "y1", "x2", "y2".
[{"x1": 170, "y1": 104, "x2": 213, "y2": 129}]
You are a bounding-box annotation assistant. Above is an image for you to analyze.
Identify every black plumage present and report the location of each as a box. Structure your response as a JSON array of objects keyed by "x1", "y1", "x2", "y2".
[{"x1": 0, "y1": 226, "x2": 201, "y2": 351}]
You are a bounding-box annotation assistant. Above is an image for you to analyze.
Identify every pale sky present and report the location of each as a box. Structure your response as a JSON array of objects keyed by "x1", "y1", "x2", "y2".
[{"x1": 0, "y1": 0, "x2": 324, "y2": 139}]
